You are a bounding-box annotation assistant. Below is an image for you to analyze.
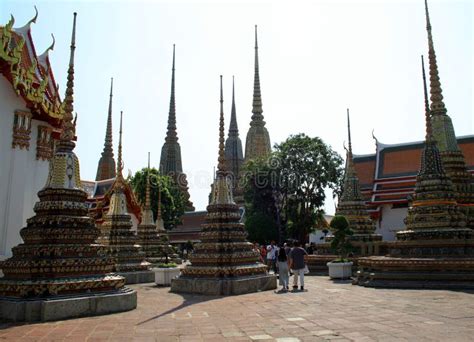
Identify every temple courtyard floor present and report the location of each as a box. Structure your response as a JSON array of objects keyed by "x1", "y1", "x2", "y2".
[{"x1": 1, "y1": 276, "x2": 473, "y2": 342}]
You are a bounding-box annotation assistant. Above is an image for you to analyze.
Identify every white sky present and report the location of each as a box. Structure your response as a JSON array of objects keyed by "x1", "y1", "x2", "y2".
[{"x1": 1, "y1": 0, "x2": 473, "y2": 213}]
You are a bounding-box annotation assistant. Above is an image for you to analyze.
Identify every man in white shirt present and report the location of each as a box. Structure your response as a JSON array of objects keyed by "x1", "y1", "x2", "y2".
[{"x1": 266, "y1": 241, "x2": 278, "y2": 274}]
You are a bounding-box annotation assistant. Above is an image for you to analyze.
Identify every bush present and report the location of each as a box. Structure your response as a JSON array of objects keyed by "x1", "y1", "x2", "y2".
[{"x1": 329, "y1": 215, "x2": 353, "y2": 262}]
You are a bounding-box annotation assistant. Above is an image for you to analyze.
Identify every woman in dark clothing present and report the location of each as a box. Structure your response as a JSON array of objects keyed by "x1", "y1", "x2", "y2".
[{"x1": 276, "y1": 246, "x2": 290, "y2": 291}]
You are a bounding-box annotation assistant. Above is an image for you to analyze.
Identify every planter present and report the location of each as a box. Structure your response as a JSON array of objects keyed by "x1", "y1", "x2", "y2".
[
  {"x1": 153, "y1": 267, "x2": 181, "y2": 286},
  {"x1": 327, "y1": 261, "x2": 353, "y2": 279}
]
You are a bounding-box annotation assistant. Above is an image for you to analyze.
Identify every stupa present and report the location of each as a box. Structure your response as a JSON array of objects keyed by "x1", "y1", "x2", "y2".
[
  {"x1": 354, "y1": 56, "x2": 474, "y2": 289},
  {"x1": 423, "y1": 0, "x2": 474, "y2": 229},
  {"x1": 99, "y1": 111, "x2": 153, "y2": 284},
  {"x1": 0, "y1": 13, "x2": 136, "y2": 322},
  {"x1": 159, "y1": 45, "x2": 194, "y2": 211},
  {"x1": 224, "y1": 76, "x2": 244, "y2": 205},
  {"x1": 244, "y1": 26, "x2": 271, "y2": 162},
  {"x1": 137, "y1": 153, "x2": 180, "y2": 264},
  {"x1": 334, "y1": 109, "x2": 381, "y2": 243},
  {"x1": 171, "y1": 76, "x2": 276, "y2": 295}
]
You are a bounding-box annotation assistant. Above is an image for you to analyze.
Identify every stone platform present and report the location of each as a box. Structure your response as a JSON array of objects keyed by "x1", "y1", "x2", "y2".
[
  {"x1": 118, "y1": 270, "x2": 155, "y2": 285},
  {"x1": 170, "y1": 274, "x2": 277, "y2": 295},
  {"x1": 0, "y1": 288, "x2": 136, "y2": 322},
  {"x1": 355, "y1": 256, "x2": 474, "y2": 289}
]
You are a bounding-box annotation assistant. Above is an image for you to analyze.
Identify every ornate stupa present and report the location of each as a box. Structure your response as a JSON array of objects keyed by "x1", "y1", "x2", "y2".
[
  {"x1": 0, "y1": 13, "x2": 136, "y2": 321},
  {"x1": 99, "y1": 111, "x2": 152, "y2": 279},
  {"x1": 95, "y1": 78, "x2": 116, "y2": 181},
  {"x1": 244, "y1": 26, "x2": 271, "y2": 162},
  {"x1": 424, "y1": 0, "x2": 474, "y2": 227},
  {"x1": 224, "y1": 76, "x2": 244, "y2": 205},
  {"x1": 137, "y1": 153, "x2": 179, "y2": 264},
  {"x1": 171, "y1": 76, "x2": 276, "y2": 295},
  {"x1": 159, "y1": 44, "x2": 194, "y2": 211},
  {"x1": 355, "y1": 56, "x2": 474, "y2": 289},
  {"x1": 396, "y1": 57, "x2": 470, "y2": 242},
  {"x1": 334, "y1": 109, "x2": 381, "y2": 242}
]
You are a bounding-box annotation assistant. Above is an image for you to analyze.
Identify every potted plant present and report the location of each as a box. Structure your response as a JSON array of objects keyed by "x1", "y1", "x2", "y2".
[
  {"x1": 326, "y1": 215, "x2": 354, "y2": 279},
  {"x1": 153, "y1": 261, "x2": 180, "y2": 286}
]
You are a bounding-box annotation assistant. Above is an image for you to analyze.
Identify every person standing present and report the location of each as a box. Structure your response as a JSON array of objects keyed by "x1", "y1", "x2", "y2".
[
  {"x1": 289, "y1": 241, "x2": 308, "y2": 291},
  {"x1": 276, "y1": 246, "x2": 290, "y2": 292},
  {"x1": 267, "y1": 241, "x2": 278, "y2": 274}
]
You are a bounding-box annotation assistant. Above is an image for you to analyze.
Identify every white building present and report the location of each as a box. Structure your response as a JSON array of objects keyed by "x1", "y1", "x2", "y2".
[{"x1": 0, "y1": 12, "x2": 63, "y2": 260}]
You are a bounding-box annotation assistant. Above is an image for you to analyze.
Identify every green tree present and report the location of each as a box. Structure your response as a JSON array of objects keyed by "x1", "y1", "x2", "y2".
[
  {"x1": 242, "y1": 157, "x2": 282, "y2": 244},
  {"x1": 329, "y1": 215, "x2": 354, "y2": 261},
  {"x1": 129, "y1": 168, "x2": 186, "y2": 230},
  {"x1": 276, "y1": 133, "x2": 343, "y2": 243}
]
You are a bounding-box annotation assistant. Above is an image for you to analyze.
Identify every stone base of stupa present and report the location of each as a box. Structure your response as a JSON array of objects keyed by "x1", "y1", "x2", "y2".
[
  {"x1": 170, "y1": 274, "x2": 277, "y2": 295},
  {"x1": 118, "y1": 270, "x2": 155, "y2": 284},
  {"x1": 0, "y1": 287, "x2": 136, "y2": 322},
  {"x1": 353, "y1": 256, "x2": 474, "y2": 289}
]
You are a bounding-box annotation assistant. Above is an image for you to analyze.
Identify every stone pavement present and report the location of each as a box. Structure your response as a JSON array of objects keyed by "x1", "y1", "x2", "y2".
[{"x1": 1, "y1": 276, "x2": 474, "y2": 341}]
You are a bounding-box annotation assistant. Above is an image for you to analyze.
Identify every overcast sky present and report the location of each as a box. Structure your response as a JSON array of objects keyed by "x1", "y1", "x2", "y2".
[{"x1": 1, "y1": 0, "x2": 472, "y2": 213}]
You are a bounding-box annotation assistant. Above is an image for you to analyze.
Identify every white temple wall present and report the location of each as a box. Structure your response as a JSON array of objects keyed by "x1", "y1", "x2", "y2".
[
  {"x1": 377, "y1": 204, "x2": 408, "y2": 241},
  {"x1": 0, "y1": 77, "x2": 50, "y2": 260}
]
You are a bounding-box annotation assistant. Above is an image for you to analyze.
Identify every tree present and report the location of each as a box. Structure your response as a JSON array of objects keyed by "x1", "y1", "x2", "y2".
[
  {"x1": 276, "y1": 133, "x2": 343, "y2": 243},
  {"x1": 329, "y1": 215, "x2": 354, "y2": 261},
  {"x1": 128, "y1": 168, "x2": 186, "y2": 230},
  {"x1": 242, "y1": 157, "x2": 282, "y2": 244}
]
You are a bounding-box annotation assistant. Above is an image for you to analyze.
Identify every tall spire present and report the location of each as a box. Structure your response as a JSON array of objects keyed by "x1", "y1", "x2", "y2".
[
  {"x1": 425, "y1": 0, "x2": 446, "y2": 116},
  {"x1": 224, "y1": 75, "x2": 244, "y2": 202},
  {"x1": 218, "y1": 75, "x2": 226, "y2": 172},
  {"x1": 95, "y1": 78, "x2": 116, "y2": 180},
  {"x1": 421, "y1": 55, "x2": 432, "y2": 142},
  {"x1": 229, "y1": 76, "x2": 238, "y2": 135},
  {"x1": 145, "y1": 152, "x2": 151, "y2": 210},
  {"x1": 245, "y1": 25, "x2": 271, "y2": 162},
  {"x1": 252, "y1": 25, "x2": 263, "y2": 118},
  {"x1": 166, "y1": 44, "x2": 177, "y2": 141},
  {"x1": 347, "y1": 108, "x2": 353, "y2": 159},
  {"x1": 117, "y1": 110, "x2": 124, "y2": 178},
  {"x1": 59, "y1": 12, "x2": 77, "y2": 148}
]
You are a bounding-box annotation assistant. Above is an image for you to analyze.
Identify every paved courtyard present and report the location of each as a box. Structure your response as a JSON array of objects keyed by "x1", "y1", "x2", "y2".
[{"x1": 1, "y1": 276, "x2": 474, "y2": 342}]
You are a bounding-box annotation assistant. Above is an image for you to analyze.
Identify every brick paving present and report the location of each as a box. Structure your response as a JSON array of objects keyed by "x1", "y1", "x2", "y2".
[{"x1": 1, "y1": 276, "x2": 474, "y2": 341}]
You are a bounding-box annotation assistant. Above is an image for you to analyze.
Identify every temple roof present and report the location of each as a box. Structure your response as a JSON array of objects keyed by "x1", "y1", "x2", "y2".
[
  {"x1": 353, "y1": 135, "x2": 474, "y2": 206},
  {"x1": 0, "y1": 9, "x2": 62, "y2": 128}
]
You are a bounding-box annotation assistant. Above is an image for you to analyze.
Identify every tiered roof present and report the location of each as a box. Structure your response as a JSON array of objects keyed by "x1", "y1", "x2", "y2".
[{"x1": 0, "y1": 8, "x2": 62, "y2": 128}]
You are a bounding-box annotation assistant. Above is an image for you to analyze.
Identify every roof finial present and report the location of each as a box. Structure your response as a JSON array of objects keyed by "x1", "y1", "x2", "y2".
[
  {"x1": 59, "y1": 12, "x2": 77, "y2": 147},
  {"x1": 29, "y1": 6, "x2": 38, "y2": 26},
  {"x1": 347, "y1": 108, "x2": 353, "y2": 158},
  {"x1": 422, "y1": 55, "x2": 433, "y2": 142},
  {"x1": 117, "y1": 110, "x2": 124, "y2": 177},
  {"x1": 145, "y1": 152, "x2": 151, "y2": 209},
  {"x1": 252, "y1": 25, "x2": 263, "y2": 117},
  {"x1": 218, "y1": 75, "x2": 226, "y2": 172},
  {"x1": 424, "y1": 0, "x2": 446, "y2": 116}
]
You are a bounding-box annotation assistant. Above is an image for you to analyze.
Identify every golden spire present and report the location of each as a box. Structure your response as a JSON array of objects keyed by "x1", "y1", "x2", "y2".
[
  {"x1": 157, "y1": 183, "x2": 162, "y2": 220},
  {"x1": 217, "y1": 75, "x2": 226, "y2": 172},
  {"x1": 421, "y1": 55, "x2": 433, "y2": 142},
  {"x1": 425, "y1": 0, "x2": 446, "y2": 116},
  {"x1": 59, "y1": 12, "x2": 77, "y2": 148},
  {"x1": 145, "y1": 152, "x2": 151, "y2": 209},
  {"x1": 347, "y1": 108, "x2": 353, "y2": 160},
  {"x1": 117, "y1": 110, "x2": 124, "y2": 178}
]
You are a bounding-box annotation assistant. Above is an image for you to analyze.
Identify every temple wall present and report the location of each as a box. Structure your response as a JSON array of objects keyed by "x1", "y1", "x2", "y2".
[
  {"x1": 377, "y1": 204, "x2": 408, "y2": 241},
  {"x1": 0, "y1": 77, "x2": 51, "y2": 260}
]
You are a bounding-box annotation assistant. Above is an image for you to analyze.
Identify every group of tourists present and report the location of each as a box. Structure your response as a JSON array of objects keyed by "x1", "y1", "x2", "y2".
[{"x1": 255, "y1": 240, "x2": 309, "y2": 292}]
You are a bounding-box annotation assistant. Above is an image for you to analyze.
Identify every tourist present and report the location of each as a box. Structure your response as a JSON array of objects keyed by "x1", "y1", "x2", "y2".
[
  {"x1": 260, "y1": 244, "x2": 267, "y2": 265},
  {"x1": 289, "y1": 241, "x2": 308, "y2": 291},
  {"x1": 266, "y1": 241, "x2": 278, "y2": 274},
  {"x1": 276, "y1": 245, "x2": 290, "y2": 292}
]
